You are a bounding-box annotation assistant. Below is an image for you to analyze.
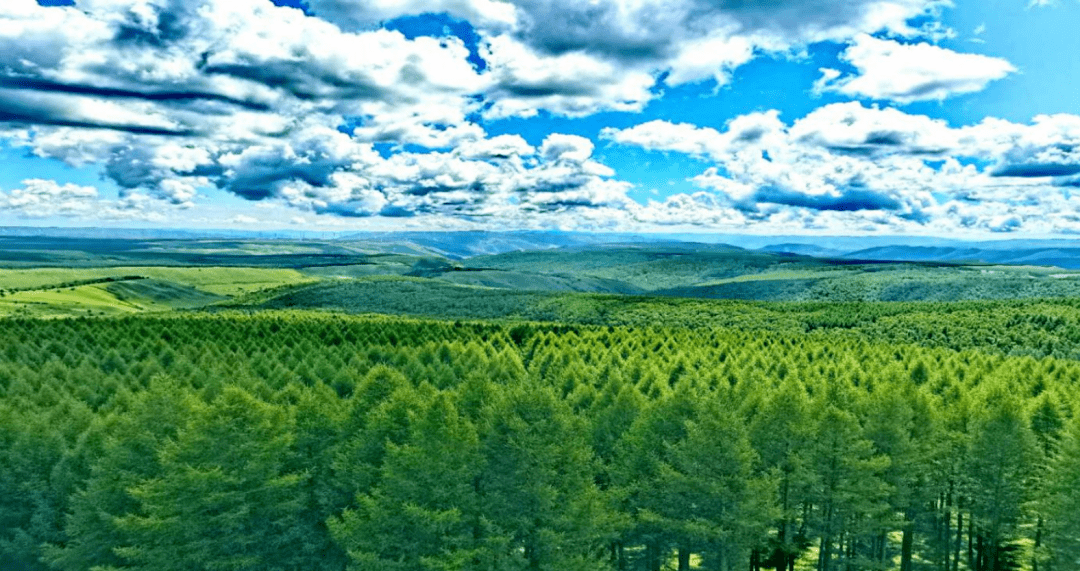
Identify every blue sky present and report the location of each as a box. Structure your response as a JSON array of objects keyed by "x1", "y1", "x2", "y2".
[{"x1": 1, "y1": 0, "x2": 1079, "y2": 236}]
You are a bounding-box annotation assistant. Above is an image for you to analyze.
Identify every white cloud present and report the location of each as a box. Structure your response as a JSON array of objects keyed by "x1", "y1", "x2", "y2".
[
  {"x1": 602, "y1": 120, "x2": 728, "y2": 159},
  {"x1": 305, "y1": 0, "x2": 518, "y2": 31},
  {"x1": 1, "y1": 0, "x2": 489, "y2": 147},
  {"x1": 455, "y1": 134, "x2": 535, "y2": 160},
  {"x1": 2, "y1": 0, "x2": 955, "y2": 183},
  {"x1": 479, "y1": 35, "x2": 656, "y2": 118},
  {"x1": 815, "y1": 35, "x2": 1016, "y2": 103},
  {"x1": 310, "y1": 0, "x2": 949, "y2": 116},
  {"x1": 606, "y1": 102, "x2": 1080, "y2": 234},
  {"x1": 787, "y1": 102, "x2": 958, "y2": 155},
  {"x1": 0, "y1": 179, "x2": 167, "y2": 221},
  {"x1": 183, "y1": 125, "x2": 637, "y2": 220}
]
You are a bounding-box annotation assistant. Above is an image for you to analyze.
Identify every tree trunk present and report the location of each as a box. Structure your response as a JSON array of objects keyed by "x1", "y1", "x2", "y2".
[
  {"x1": 972, "y1": 513, "x2": 980, "y2": 565},
  {"x1": 796, "y1": 502, "x2": 810, "y2": 571},
  {"x1": 878, "y1": 531, "x2": 887, "y2": 566},
  {"x1": 943, "y1": 486, "x2": 952, "y2": 571},
  {"x1": 472, "y1": 475, "x2": 485, "y2": 570},
  {"x1": 525, "y1": 534, "x2": 541, "y2": 571},
  {"x1": 819, "y1": 534, "x2": 833, "y2": 571},
  {"x1": 976, "y1": 533, "x2": 984, "y2": 571},
  {"x1": 777, "y1": 478, "x2": 790, "y2": 571},
  {"x1": 1034, "y1": 516, "x2": 1044, "y2": 571},
  {"x1": 650, "y1": 541, "x2": 663, "y2": 571},
  {"x1": 954, "y1": 504, "x2": 963, "y2": 571},
  {"x1": 844, "y1": 531, "x2": 855, "y2": 571},
  {"x1": 611, "y1": 542, "x2": 626, "y2": 571},
  {"x1": 678, "y1": 546, "x2": 690, "y2": 571},
  {"x1": 900, "y1": 509, "x2": 915, "y2": 571}
]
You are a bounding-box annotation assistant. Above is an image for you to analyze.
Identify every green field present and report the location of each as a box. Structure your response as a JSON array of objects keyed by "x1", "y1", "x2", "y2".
[
  {"x1": 0, "y1": 266, "x2": 317, "y2": 317},
  {"x1": 0, "y1": 266, "x2": 313, "y2": 293}
]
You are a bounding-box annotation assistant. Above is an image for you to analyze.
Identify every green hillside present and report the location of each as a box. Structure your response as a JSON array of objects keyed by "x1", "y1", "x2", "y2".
[
  {"x1": 6, "y1": 237, "x2": 1080, "y2": 571},
  {"x1": 661, "y1": 265, "x2": 1080, "y2": 301},
  {"x1": 248, "y1": 276, "x2": 1080, "y2": 359},
  {"x1": 105, "y1": 279, "x2": 227, "y2": 309},
  {"x1": 458, "y1": 245, "x2": 1080, "y2": 301},
  {"x1": 462, "y1": 244, "x2": 795, "y2": 290}
]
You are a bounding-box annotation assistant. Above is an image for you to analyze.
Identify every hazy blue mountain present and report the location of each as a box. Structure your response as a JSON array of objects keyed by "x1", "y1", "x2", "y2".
[
  {"x1": 337, "y1": 231, "x2": 662, "y2": 258},
  {"x1": 841, "y1": 245, "x2": 1080, "y2": 269},
  {"x1": 5, "y1": 227, "x2": 1080, "y2": 268},
  {"x1": 758, "y1": 243, "x2": 847, "y2": 258},
  {"x1": 0, "y1": 226, "x2": 333, "y2": 240}
]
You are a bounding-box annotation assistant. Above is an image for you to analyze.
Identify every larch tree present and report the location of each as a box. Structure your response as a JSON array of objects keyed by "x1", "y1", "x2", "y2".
[
  {"x1": 1039, "y1": 410, "x2": 1080, "y2": 569},
  {"x1": 331, "y1": 390, "x2": 487, "y2": 571},
  {"x1": 966, "y1": 389, "x2": 1037, "y2": 571},
  {"x1": 114, "y1": 386, "x2": 307, "y2": 571}
]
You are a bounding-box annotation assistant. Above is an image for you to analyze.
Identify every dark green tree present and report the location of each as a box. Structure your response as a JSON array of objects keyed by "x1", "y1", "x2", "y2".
[
  {"x1": 114, "y1": 386, "x2": 306, "y2": 571},
  {"x1": 967, "y1": 390, "x2": 1037, "y2": 571},
  {"x1": 1041, "y1": 411, "x2": 1080, "y2": 568},
  {"x1": 481, "y1": 382, "x2": 614, "y2": 571},
  {"x1": 330, "y1": 390, "x2": 487, "y2": 571}
]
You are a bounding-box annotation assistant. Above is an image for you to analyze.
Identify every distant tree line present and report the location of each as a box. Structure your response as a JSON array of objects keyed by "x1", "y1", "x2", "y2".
[
  {"x1": 252, "y1": 279, "x2": 1080, "y2": 361},
  {"x1": 1, "y1": 313, "x2": 1079, "y2": 571},
  {"x1": 0, "y1": 276, "x2": 146, "y2": 298}
]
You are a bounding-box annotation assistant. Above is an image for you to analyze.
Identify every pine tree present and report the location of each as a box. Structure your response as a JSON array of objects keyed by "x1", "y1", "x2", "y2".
[
  {"x1": 967, "y1": 390, "x2": 1037, "y2": 571},
  {"x1": 614, "y1": 382, "x2": 702, "y2": 571},
  {"x1": 748, "y1": 378, "x2": 814, "y2": 571},
  {"x1": 330, "y1": 391, "x2": 487, "y2": 571},
  {"x1": 287, "y1": 381, "x2": 351, "y2": 570},
  {"x1": 44, "y1": 376, "x2": 195, "y2": 571},
  {"x1": 480, "y1": 382, "x2": 614, "y2": 571},
  {"x1": 806, "y1": 404, "x2": 890, "y2": 571},
  {"x1": 661, "y1": 399, "x2": 776, "y2": 571},
  {"x1": 114, "y1": 386, "x2": 306, "y2": 571},
  {"x1": 862, "y1": 382, "x2": 943, "y2": 571},
  {"x1": 1029, "y1": 393, "x2": 1065, "y2": 571},
  {"x1": 1041, "y1": 412, "x2": 1080, "y2": 568}
]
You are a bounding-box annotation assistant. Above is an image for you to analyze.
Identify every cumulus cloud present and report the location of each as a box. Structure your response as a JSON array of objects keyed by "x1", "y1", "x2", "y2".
[
  {"x1": 815, "y1": 35, "x2": 1016, "y2": 103},
  {"x1": 479, "y1": 35, "x2": 657, "y2": 118},
  {"x1": 0, "y1": 179, "x2": 167, "y2": 221},
  {"x1": 310, "y1": 0, "x2": 943, "y2": 60},
  {"x1": 305, "y1": 0, "x2": 950, "y2": 117},
  {"x1": 305, "y1": 0, "x2": 518, "y2": 31},
  {"x1": 169, "y1": 125, "x2": 638, "y2": 220},
  {"x1": 1, "y1": 0, "x2": 487, "y2": 145},
  {"x1": 975, "y1": 114, "x2": 1080, "y2": 179},
  {"x1": 607, "y1": 102, "x2": 1080, "y2": 234}
]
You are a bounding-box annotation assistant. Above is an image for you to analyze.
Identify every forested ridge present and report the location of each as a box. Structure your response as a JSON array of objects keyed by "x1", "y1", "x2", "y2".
[{"x1": 2, "y1": 311, "x2": 1080, "y2": 571}]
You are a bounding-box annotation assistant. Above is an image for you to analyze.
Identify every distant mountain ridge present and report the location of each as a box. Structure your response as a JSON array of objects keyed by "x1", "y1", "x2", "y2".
[
  {"x1": 338, "y1": 231, "x2": 660, "y2": 259},
  {"x1": 3, "y1": 226, "x2": 1080, "y2": 268},
  {"x1": 757, "y1": 243, "x2": 847, "y2": 258},
  {"x1": 838, "y1": 245, "x2": 1080, "y2": 269}
]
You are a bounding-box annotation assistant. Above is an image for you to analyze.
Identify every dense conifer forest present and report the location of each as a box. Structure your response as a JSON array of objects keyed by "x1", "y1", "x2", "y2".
[{"x1": 3, "y1": 310, "x2": 1079, "y2": 571}]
